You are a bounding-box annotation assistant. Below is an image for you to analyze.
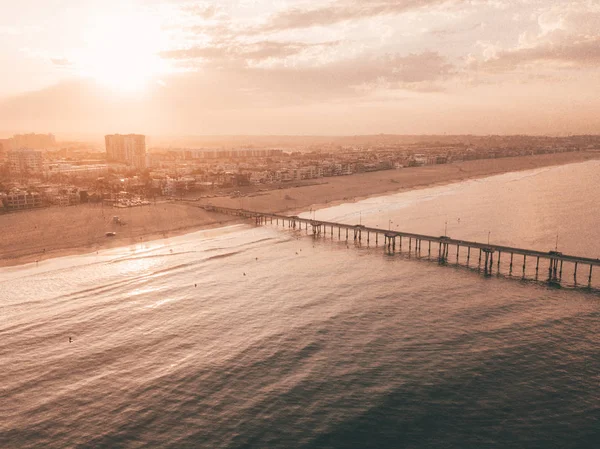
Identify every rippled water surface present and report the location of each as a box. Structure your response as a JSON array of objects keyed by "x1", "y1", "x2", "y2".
[{"x1": 1, "y1": 161, "x2": 599, "y2": 448}]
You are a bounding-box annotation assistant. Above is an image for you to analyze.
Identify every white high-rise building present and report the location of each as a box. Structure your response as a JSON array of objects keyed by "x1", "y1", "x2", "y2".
[
  {"x1": 8, "y1": 149, "x2": 43, "y2": 174},
  {"x1": 105, "y1": 134, "x2": 146, "y2": 169}
]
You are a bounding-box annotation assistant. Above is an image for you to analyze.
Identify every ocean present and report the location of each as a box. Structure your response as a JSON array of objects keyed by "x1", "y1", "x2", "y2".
[{"x1": 1, "y1": 160, "x2": 599, "y2": 448}]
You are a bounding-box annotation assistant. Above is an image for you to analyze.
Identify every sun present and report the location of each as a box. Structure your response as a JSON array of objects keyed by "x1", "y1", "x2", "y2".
[{"x1": 78, "y1": 8, "x2": 168, "y2": 92}]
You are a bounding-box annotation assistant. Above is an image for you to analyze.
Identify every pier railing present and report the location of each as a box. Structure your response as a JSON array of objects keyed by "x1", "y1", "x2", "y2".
[{"x1": 203, "y1": 205, "x2": 599, "y2": 289}]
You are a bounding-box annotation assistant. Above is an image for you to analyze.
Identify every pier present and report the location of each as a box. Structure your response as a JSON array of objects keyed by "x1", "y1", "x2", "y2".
[{"x1": 204, "y1": 205, "x2": 600, "y2": 289}]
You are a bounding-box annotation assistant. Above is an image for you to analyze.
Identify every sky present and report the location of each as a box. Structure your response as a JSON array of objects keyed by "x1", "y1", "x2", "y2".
[{"x1": 1, "y1": 0, "x2": 600, "y2": 136}]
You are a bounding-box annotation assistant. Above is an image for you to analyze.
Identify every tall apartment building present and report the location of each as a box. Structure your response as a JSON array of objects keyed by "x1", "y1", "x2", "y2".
[
  {"x1": 105, "y1": 134, "x2": 146, "y2": 169},
  {"x1": 0, "y1": 138, "x2": 13, "y2": 153},
  {"x1": 8, "y1": 149, "x2": 43, "y2": 174},
  {"x1": 13, "y1": 133, "x2": 56, "y2": 149}
]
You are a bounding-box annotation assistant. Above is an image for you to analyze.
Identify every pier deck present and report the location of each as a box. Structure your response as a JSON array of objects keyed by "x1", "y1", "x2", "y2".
[{"x1": 203, "y1": 205, "x2": 599, "y2": 288}]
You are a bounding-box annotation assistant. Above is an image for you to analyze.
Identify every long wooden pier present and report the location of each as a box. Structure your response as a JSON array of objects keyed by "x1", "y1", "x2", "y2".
[{"x1": 204, "y1": 205, "x2": 600, "y2": 289}]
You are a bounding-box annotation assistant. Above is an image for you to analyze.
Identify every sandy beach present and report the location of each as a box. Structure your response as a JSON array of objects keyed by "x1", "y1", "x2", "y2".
[{"x1": 1, "y1": 151, "x2": 598, "y2": 267}]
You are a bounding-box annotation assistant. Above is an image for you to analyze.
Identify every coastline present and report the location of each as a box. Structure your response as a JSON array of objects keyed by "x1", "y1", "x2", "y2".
[
  {"x1": 1, "y1": 151, "x2": 598, "y2": 268},
  {"x1": 205, "y1": 151, "x2": 600, "y2": 215}
]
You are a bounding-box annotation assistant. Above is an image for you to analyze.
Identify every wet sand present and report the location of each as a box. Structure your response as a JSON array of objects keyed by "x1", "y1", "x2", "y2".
[
  {"x1": 0, "y1": 202, "x2": 236, "y2": 267},
  {"x1": 1, "y1": 151, "x2": 597, "y2": 267}
]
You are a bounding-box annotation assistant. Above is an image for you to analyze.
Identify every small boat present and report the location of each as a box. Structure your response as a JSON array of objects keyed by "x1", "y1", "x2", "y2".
[{"x1": 105, "y1": 232, "x2": 116, "y2": 237}]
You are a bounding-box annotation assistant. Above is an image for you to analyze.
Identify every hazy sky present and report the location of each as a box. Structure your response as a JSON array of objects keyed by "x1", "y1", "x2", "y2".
[{"x1": 1, "y1": 0, "x2": 600, "y2": 136}]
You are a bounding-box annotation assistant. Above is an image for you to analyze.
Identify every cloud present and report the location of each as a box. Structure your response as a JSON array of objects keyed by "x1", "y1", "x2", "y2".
[
  {"x1": 181, "y1": 2, "x2": 218, "y2": 19},
  {"x1": 50, "y1": 57, "x2": 73, "y2": 67},
  {"x1": 0, "y1": 25, "x2": 43, "y2": 35},
  {"x1": 0, "y1": 50, "x2": 454, "y2": 132},
  {"x1": 259, "y1": 0, "x2": 462, "y2": 31},
  {"x1": 479, "y1": 36, "x2": 600, "y2": 71},
  {"x1": 160, "y1": 40, "x2": 342, "y2": 63},
  {"x1": 184, "y1": 51, "x2": 455, "y2": 105},
  {"x1": 473, "y1": 2, "x2": 600, "y2": 71},
  {"x1": 0, "y1": 26, "x2": 19, "y2": 35},
  {"x1": 430, "y1": 21, "x2": 484, "y2": 38}
]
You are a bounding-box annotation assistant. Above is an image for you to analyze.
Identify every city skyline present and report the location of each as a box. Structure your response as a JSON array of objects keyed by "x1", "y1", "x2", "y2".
[{"x1": 1, "y1": 0, "x2": 600, "y2": 136}]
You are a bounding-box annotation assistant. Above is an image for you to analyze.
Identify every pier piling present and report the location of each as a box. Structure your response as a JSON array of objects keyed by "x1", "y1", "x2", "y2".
[{"x1": 204, "y1": 205, "x2": 599, "y2": 290}]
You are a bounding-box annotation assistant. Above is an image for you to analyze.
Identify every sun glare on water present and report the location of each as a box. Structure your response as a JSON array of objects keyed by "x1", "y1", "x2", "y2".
[{"x1": 79, "y1": 8, "x2": 167, "y2": 92}]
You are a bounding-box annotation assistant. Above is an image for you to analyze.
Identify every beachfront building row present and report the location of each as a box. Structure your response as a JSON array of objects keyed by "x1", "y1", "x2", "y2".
[
  {"x1": 0, "y1": 190, "x2": 43, "y2": 210},
  {"x1": 46, "y1": 163, "x2": 109, "y2": 177},
  {"x1": 271, "y1": 163, "x2": 354, "y2": 182},
  {"x1": 0, "y1": 185, "x2": 88, "y2": 211},
  {"x1": 158, "y1": 177, "x2": 197, "y2": 196},
  {"x1": 105, "y1": 134, "x2": 147, "y2": 169},
  {"x1": 182, "y1": 149, "x2": 284, "y2": 160}
]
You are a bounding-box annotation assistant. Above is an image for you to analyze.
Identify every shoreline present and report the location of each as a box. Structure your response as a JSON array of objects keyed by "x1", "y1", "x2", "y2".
[
  {"x1": 1, "y1": 151, "x2": 598, "y2": 268},
  {"x1": 205, "y1": 151, "x2": 599, "y2": 215}
]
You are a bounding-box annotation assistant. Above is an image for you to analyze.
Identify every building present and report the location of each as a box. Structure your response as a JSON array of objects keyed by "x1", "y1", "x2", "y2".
[
  {"x1": 12, "y1": 133, "x2": 55, "y2": 150},
  {"x1": 183, "y1": 148, "x2": 284, "y2": 160},
  {"x1": 3, "y1": 190, "x2": 43, "y2": 210},
  {"x1": 8, "y1": 149, "x2": 43, "y2": 174},
  {"x1": 105, "y1": 134, "x2": 146, "y2": 169},
  {"x1": 37, "y1": 185, "x2": 82, "y2": 206},
  {"x1": 0, "y1": 138, "x2": 13, "y2": 153},
  {"x1": 46, "y1": 163, "x2": 108, "y2": 177}
]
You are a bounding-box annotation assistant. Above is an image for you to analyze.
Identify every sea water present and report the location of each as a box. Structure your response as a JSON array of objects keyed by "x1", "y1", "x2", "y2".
[{"x1": 1, "y1": 160, "x2": 599, "y2": 448}]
